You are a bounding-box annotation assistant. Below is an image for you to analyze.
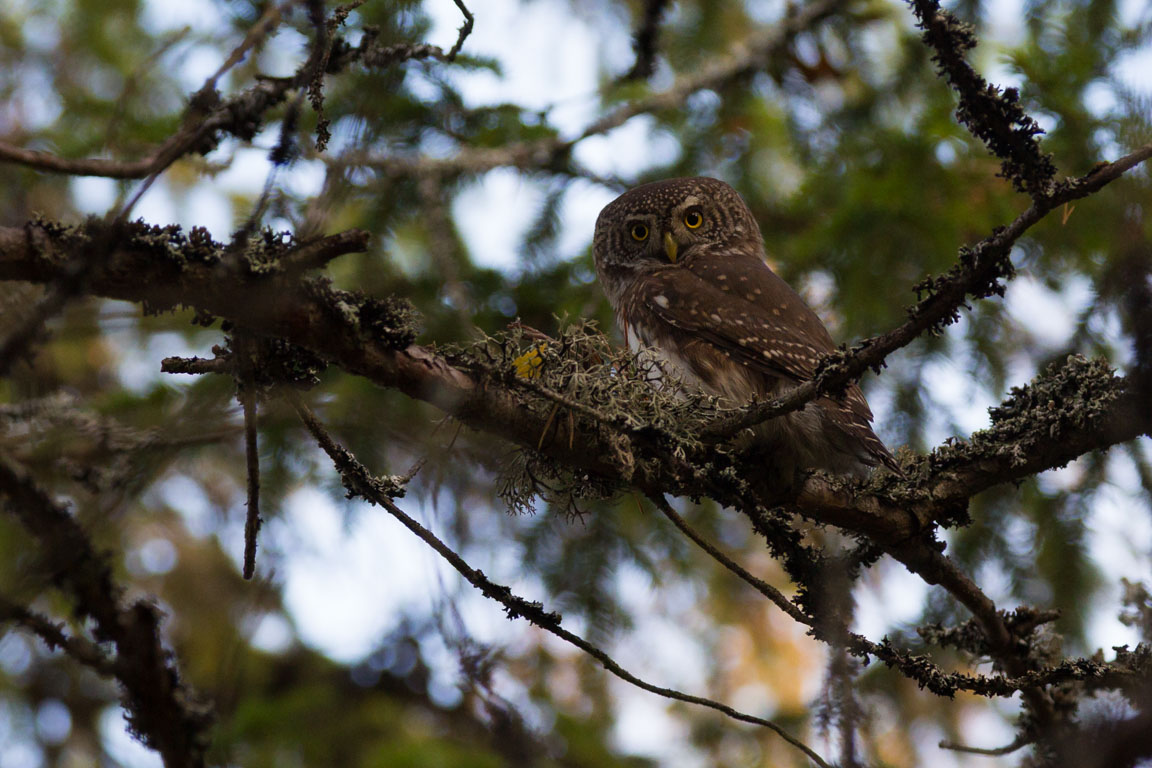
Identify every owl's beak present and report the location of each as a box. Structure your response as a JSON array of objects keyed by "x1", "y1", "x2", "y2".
[{"x1": 663, "y1": 232, "x2": 679, "y2": 263}]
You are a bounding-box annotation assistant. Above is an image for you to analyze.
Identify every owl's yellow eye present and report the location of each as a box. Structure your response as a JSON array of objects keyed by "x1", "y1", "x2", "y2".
[
  {"x1": 629, "y1": 223, "x2": 649, "y2": 241},
  {"x1": 683, "y1": 210, "x2": 703, "y2": 229}
]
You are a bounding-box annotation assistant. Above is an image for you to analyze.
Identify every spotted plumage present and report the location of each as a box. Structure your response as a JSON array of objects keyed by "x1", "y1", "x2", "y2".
[{"x1": 592, "y1": 176, "x2": 898, "y2": 478}]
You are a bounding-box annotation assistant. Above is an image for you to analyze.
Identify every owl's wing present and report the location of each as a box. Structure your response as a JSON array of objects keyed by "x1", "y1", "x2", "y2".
[
  {"x1": 639, "y1": 258, "x2": 833, "y2": 384},
  {"x1": 638, "y1": 256, "x2": 896, "y2": 470}
]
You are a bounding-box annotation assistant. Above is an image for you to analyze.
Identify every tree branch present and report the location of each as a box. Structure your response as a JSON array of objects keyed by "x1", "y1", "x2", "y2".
[
  {"x1": 0, "y1": 596, "x2": 118, "y2": 677},
  {"x1": 907, "y1": 0, "x2": 1056, "y2": 196},
  {"x1": 649, "y1": 493, "x2": 812, "y2": 625},
  {"x1": 940, "y1": 734, "x2": 1032, "y2": 756},
  {"x1": 621, "y1": 0, "x2": 672, "y2": 82},
  {"x1": 0, "y1": 217, "x2": 1147, "y2": 575},
  {"x1": 703, "y1": 141, "x2": 1152, "y2": 440},
  {"x1": 348, "y1": 0, "x2": 846, "y2": 181},
  {"x1": 289, "y1": 392, "x2": 831, "y2": 768},
  {"x1": 0, "y1": 452, "x2": 212, "y2": 768},
  {"x1": 1, "y1": 207, "x2": 1148, "y2": 749}
]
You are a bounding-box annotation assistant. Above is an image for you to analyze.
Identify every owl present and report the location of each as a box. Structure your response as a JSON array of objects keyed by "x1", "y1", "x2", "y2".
[{"x1": 592, "y1": 176, "x2": 898, "y2": 479}]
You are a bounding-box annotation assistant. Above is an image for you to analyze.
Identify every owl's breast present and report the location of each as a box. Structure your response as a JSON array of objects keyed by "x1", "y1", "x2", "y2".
[
  {"x1": 618, "y1": 309, "x2": 763, "y2": 402},
  {"x1": 619, "y1": 314, "x2": 696, "y2": 391}
]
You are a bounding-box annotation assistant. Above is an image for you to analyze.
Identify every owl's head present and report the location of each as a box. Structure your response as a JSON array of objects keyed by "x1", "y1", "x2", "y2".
[{"x1": 592, "y1": 177, "x2": 761, "y2": 287}]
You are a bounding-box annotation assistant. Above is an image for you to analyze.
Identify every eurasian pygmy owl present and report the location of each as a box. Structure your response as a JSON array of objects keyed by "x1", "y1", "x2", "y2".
[{"x1": 592, "y1": 176, "x2": 898, "y2": 478}]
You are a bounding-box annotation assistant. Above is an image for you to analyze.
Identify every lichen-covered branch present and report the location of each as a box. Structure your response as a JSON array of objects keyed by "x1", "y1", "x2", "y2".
[
  {"x1": 705, "y1": 141, "x2": 1152, "y2": 439},
  {"x1": 0, "y1": 218, "x2": 1146, "y2": 546},
  {"x1": 288, "y1": 392, "x2": 832, "y2": 768},
  {"x1": 0, "y1": 453, "x2": 213, "y2": 768},
  {"x1": 907, "y1": 0, "x2": 1057, "y2": 196},
  {"x1": 4, "y1": 212, "x2": 1151, "y2": 748},
  {"x1": 0, "y1": 596, "x2": 118, "y2": 677}
]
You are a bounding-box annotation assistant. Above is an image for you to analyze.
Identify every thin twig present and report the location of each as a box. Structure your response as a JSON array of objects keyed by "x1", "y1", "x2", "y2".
[
  {"x1": 289, "y1": 394, "x2": 831, "y2": 768},
  {"x1": 512, "y1": 375, "x2": 626, "y2": 434},
  {"x1": 0, "y1": 142, "x2": 160, "y2": 178},
  {"x1": 648, "y1": 494, "x2": 811, "y2": 625},
  {"x1": 241, "y1": 387, "x2": 261, "y2": 580},
  {"x1": 0, "y1": 596, "x2": 117, "y2": 677},
  {"x1": 204, "y1": 2, "x2": 290, "y2": 92},
  {"x1": 232, "y1": 332, "x2": 262, "y2": 581},
  {"x1": 360, "y1": 0, "x2": 474, "y2": 68},
  {"x1": 446, "y1": 0, "x2": 474, "y2": 61},
  {"x1": 940, "y1": 734, "x2": 1033, "y2": 756}
]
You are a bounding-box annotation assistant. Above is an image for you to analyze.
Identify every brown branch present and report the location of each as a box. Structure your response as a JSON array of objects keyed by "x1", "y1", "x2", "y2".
[
  {"x1": 940, "y1": 734, "x2": 1032, "y2": 756},
  {"x1": 0, "y1": 451, "x2": 212, "y2": 768},
  {"x1": 0, "y1": 143, "x2": 162, "y2": 179},
  {"x1": 359, "y1": 0, "x2": 473, "y2": 68},
  {"x1": 648, "y1": 494, "x2": 812, "y2": 625},
  {"x1": 242, "y1": 393, "x2": 261, "y2": 580},
  {"x1": 621, "y1": 0, "x2": 672, "y2": 82},
  {"x1": 1, "y1": 211, "x2": 1149, "y2": 742},
  {"x1": 236, "y1": 332, "x2": 262, "y2": 581},
  {"x1": 0, "y1": 221, "x2": 1143, "y2": 762},
  {"x1": 0, "y1": 596, "x2": 117, "y2": 677},
  {"x1": 203, "y1": 2, "x2": 289, "y2": 92},
  {"x1": 446, "y1": 0, "x2": 475, "y2": 61},
  {"x1": 161, "y1": 354, "x2": 233, "y2": 376},
  {"x1": 278, "y1": 229, "x2": 373, "y2": 274},
  {"x1": 1, "y1": 215, "x2": 1147, "y2": 540},
  {"x1": 0, "y1": 216, "x2": 1147, "y2": 575},
  {"x1": 908, "y1": 0, "x2": 1056, "y2": 196}
]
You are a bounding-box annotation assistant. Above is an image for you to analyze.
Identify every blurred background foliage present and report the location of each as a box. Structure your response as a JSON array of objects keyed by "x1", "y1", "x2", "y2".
[{"x1": 0, "y1": 0, "x2": 1150, "y2": 765}]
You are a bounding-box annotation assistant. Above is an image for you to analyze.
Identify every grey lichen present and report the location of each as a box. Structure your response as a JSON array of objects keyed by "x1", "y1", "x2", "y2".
[
  {"x1": 357, "y1": 293, "x2": 420, "y2": 348},
  {"x1": 496, "y1": 448, "x2": 619, "y2": 518},
  {"x1": 929, "y1": 355, "x2": 1123, "y2": 473},
  {"x1": 23, "y1": 216, "x2": 420, "y2": 349},
  {"x1": 449, "y1": 320, "x2": 729, "y2": 515},
  {"x1": 304, "y1": 276, "x2": 420, "y2": 349},
  {"x1": 26, "y1": 216, "x2": 223, "y2": 271}
]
